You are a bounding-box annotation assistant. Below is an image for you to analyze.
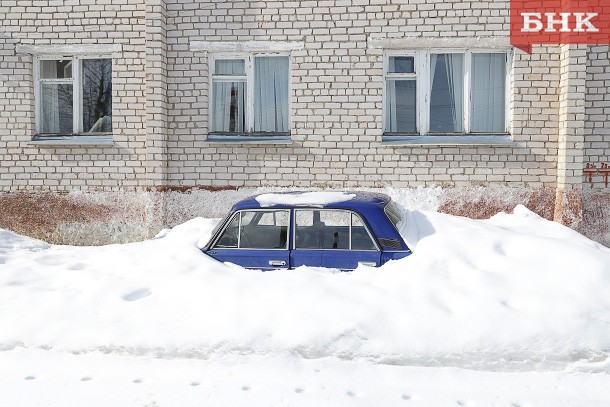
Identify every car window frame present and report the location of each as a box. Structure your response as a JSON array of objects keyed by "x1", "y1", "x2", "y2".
[
  {"x1": 209, "y1": 208, "x2": 291, "y2": 251},
  {"x1": 292, "y1": 208, "x2": 380, "y2": 252}
]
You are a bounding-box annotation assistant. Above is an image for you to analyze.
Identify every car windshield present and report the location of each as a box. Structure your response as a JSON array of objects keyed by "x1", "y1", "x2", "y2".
[
  {"x1": 206, "y1": 212, "x2": 232, "y2": 247},
  {"x1": 384, "y1": 201, "x2": 402, "y2": 229}
]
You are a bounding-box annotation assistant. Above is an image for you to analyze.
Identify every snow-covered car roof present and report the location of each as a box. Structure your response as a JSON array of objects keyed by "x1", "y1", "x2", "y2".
[{"x1": 234, "y1": 191, "x2": 392, "y2": 211}]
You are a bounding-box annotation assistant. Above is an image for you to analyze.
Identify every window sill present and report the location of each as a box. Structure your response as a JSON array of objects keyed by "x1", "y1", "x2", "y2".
[
  {"x1": 381, "y1": 134, "x2": 515, "y2": 147},
  {"x1": 205, "y1": 134, "x2": 292, "y2": 145},
  {"x1": 29, "y1": 134, "x2": 114, "y2": 147}
]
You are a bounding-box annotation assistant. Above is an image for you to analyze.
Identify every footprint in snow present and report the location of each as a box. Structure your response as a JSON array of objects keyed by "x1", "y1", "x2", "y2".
[
  {"x1": 122, "y1": 288, "x2": 152, "y2": 302},
  {"x1": 24, "y1": 376, "x2": 35, "y2": 381},
  {"x1": 190, "y1": 381, "x2": 200, "y2": 387},
  {"x1": 81, "y1": 377, "x2": 92, "y2": 382},
  {"x1": 402, "y1": 394, "x2": 411, "y2": 400},
  {"x1": 346, "y1": 391, "x2": 356, "y2": 398},
  {"x1": 295, "y1": 388, "x2": 304, "y2": 394}
]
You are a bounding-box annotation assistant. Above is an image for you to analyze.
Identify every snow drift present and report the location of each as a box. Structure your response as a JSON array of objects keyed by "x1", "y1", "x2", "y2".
[{"x1": 1, "y1": 200, "x2": 610, "y2": 371}]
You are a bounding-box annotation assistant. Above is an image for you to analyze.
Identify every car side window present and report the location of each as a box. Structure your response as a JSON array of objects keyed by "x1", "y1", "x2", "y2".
[
  {"x1": 214, "y1": 210, "x2": 289, "y2": 249},
  {"x1": 351, "y1": 213, "x2": 377, "y2": 250},
  {"x1": 215, "y1": 213, "x2": 240, "y2": 248},
  {"x1": 295, "y1": 209, "x2": 376, "y2": 250}
]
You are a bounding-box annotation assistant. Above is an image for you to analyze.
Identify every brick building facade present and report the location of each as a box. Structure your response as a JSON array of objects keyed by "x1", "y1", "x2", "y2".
[{"x1": 0, "y1": 0, "x2": 609, "y2": 245}]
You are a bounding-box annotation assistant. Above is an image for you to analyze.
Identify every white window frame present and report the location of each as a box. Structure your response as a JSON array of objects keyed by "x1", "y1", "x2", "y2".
[
  {"x1": 383, "y1": 49, "x2": 512, "y2": 136},
  {"x1": 208, "y1": 52, "x2": 291, "y2": 135},
  {"x1": 34, "y1": 55, "x2": 113, "y2": 135}
]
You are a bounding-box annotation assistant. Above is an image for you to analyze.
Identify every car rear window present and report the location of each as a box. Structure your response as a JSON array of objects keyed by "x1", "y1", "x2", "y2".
[{"x1": 384, "y1": 201, "x2": 403, "y2": 229}]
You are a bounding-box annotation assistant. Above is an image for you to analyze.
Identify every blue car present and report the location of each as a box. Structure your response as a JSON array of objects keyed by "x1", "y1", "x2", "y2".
[{"x1": 201, "y1": 191, "x2": 411, "y2": 270}]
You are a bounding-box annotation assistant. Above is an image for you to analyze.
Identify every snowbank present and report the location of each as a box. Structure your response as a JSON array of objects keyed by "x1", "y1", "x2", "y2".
[{"x1": 1, "y1": 200, "x2": 610, "y2": 371}]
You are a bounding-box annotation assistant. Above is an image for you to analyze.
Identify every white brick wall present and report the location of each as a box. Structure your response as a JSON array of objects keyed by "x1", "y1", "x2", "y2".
[
  {"x1": 0, "y1": 0, "x2": 147, "y2": 192},
  {"x1": 165, "y1": 0, "x2": 561, "y2": 189},
  {"x1": 0, "y1": 0, "x2": 607, "y2": 193},
  {"x1": 584, "y1": 45, "x2": 610, "y2": 189}
]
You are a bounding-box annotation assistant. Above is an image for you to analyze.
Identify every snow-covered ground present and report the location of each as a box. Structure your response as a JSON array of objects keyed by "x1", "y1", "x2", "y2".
[{"x1": 1, "y1": 195, "x2": 610, "y2": 406}]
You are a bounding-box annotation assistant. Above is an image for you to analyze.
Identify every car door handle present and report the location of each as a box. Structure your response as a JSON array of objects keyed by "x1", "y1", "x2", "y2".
[{"x1": 269, "y1": 260, "x2": 286, "y2": 267}]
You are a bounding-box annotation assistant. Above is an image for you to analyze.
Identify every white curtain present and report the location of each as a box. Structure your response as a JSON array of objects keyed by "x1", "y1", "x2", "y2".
[
  {"x1": 470, "y1": 53, "x2": 506, "y2": 133},
  {"x1": 212, "y1": 59, "x2": 246, "y2": 133},
  {"x1": 385, "y1": 80, "x2": 416, "y2": 133},
  {"x1": 430, "y1": 54, "x2": 463, "y2": 133},
  {"x1": 254, "y1": 56, "x2": 289, "y2": 133},
  {"x1": 40, "y1": 61, "x2": 59, "y2": 133}
]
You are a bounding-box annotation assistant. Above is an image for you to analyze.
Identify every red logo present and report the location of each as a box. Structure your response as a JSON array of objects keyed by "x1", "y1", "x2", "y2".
[{"x1": 510, "y1": 0, "x2": 610, "y2": 53}]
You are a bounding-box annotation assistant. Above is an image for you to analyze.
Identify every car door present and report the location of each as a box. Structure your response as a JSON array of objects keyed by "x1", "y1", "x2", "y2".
[
  {"x1": 206, "y1": 209, "x2": 290, "y2": 270},
  {"x1": 290, "y1": 209, "x2": 381, "y2": 270}
]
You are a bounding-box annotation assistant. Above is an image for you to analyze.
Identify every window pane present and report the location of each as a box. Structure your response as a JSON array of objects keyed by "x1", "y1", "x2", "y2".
[
  {"x1": 254, "y1": 56, "x2": 289, "y2": 133},
  {"x1": 470, "y1": 53, "x2": 506, "y2": 133},
  {"x1": 429, "y1": 53, "x2": 464, "y2": 133},
  {"x1": 388, "y1": 56, "x2": 415, "y2": 73},
  {"x1": 295, "y1": 210, "x2": 350, "y2": 250},
  {"x1": 215, "y1": 59, "x2": 245, "y2": 76},
  {"x1": 215, "y1": 214, "x2": 240, "y2": 248},
  {"x1": 212, "y1": 81, "x2": 246, "y2": 132},
  {"x1": 82, "y1": 59, "x2": 112, "y2": 133},
  {"x1": 40, "y1": 60, "x2": 72, "y2": 79},
  {"x1": 385, "y1": 80, "x2": 416, "y2": 133},
  {"x1": 239, "y1": 210, "x2": 289, "y2": 249},
  {"x1": 384, "y1": 201, "x2": 403, "y2": 229},
  {"x1": 351, "y1": 214, "x2": 376, "y2": 251},
  {"x1": 40, "y1": 83, "x2": 73, "y2": 133}
]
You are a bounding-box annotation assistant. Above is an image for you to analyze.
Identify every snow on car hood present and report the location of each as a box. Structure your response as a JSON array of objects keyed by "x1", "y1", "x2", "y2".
[{"x1": 1, "y1": 202, "x2": 610, "y2": 371}]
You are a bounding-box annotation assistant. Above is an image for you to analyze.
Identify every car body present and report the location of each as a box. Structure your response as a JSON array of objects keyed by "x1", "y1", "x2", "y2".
[{"x1": 201, "y1": 191, "x2": 411, "y2": 270}]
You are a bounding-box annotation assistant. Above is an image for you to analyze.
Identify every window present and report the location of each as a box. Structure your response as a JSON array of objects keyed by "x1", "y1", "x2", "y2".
[
  {"x1": 210, "y1": 54, "x2": 289, "y2": 138},
  {"x1": 36, "y1": 57, "x2": 113, "y2": 135},
  {"x1": 213, "y1": 210, "x2": 289, "y2": 249},
  {"x1": 384, "y1": 50, "x2": 509, "y2": 137},
  {"x1": 294, "y1": 209, "x2": 377, "y2": 251}
]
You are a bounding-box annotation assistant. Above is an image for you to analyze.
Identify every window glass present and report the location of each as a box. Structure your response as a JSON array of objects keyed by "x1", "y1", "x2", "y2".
[
  {"x1": 429, "y1": 53, "x2": 464, "y2": 133},
  {"x1": 386, "y1": 80, "x2": 416, "y2": 133},
  {"x1": 295, "y1": 210, "x2": 350, "y2": 250},
  {"x1": 215, "y1": 214, "x2": 240, "y2": 248},
  {"x1": 40, "y1": 60, "x2": 72, "y2": 79},
  {"x1": 211, "y1": 55, "x2": 289, "y2": 136},
  {"x1": 351, "y1": 214, "x2": 376, "y2": 250},
  {"x1": 470, "y1": 53, "x2": 506, "y2": 133},
  {"x1": 239, "y1": 210, "x2": 289, "y2": 249},
  {"x1": 37, "y1": 58, "x2": 112, "y2": 135},
  {"x1": 388, "y1": 56, "x2": 415, "y2": 73},
  {"x1": 254, "y1": 56, "x2": 289, "y2": 133},
  {"x1": 384, "y1": 201, "x2": 403, "y2": 229},
  {"x1": 82, "y1": 59, "x2": 112, "y2": 133},
  {"x1": 212, "y1": 81, "x2": 246, "y2": 132},
  {"x1": 215, "y1": 59, "x2": 245, "y2": 76},
  {"x1": 40, "y1": 83, "x2": 73, "y2": 133}
]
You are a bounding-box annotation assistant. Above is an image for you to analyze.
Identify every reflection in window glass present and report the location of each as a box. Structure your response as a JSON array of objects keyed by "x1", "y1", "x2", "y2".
[{"x1": 82, "y1": 59, "x2": 113, "y2": 133}]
